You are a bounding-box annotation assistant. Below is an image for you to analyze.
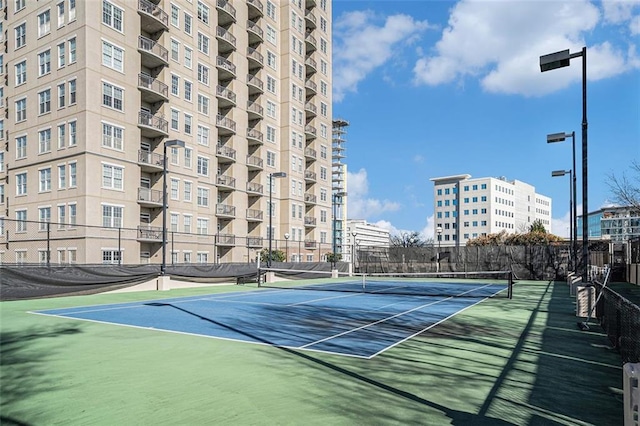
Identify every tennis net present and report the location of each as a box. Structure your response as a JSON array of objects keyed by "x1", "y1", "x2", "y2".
[{"x1": 258, "y1": 268, "x2": 513, "y2": 299}]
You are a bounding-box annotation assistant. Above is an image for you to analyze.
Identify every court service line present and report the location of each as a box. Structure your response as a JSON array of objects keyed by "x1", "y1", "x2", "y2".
[{"x1": 299, "y1": 283, "x2": 497, "y2": 349}]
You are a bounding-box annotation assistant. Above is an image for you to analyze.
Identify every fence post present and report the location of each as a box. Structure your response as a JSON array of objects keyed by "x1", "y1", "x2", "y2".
[
  {"x1": 118, "y1": 227, "x2": 122, "y2": 265},
  {"x1": 47, "y1": 222, "x2": 51, "y2": 266},
  {"x1": 171, "y1": 231, "x2": 174, "y2": 265}
]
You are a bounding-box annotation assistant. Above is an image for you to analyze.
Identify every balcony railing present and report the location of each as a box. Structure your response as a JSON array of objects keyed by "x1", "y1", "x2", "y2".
[
  {"x1": 216, "y1": 0, "x2": 237, "y2": 22},
  {"x1": 305, "y1": 79, "x2": 317, "y2": 93},
  {"x1": 138, "y1": 35, "x2": 168, "y2": 68},
  {"x1": 216, "y1": 204, "x2": 236, "y2": 217},
  {"x1": 246, "y1": 155, "x2": 263, "y2": 169},
  {"x1": 216, "y1": 144, "x2": 237, "y2": 161},
  {"x1": 216, "y1": 174, "x2": 237, "y2": 189},
  {"x1": 216, "y1": 26, "x2": 237, "y2": 51},
  {"x1": 138, "y1": 187, "x2": 163, "y2": 205},
  {"x1": 138, "y1": 150, "x2": 164, "y2": 170},
  {"x1": 216, "y1": 85, "x2": 237, "y2": 105},
  {"x1": 304, "y1": 217, "x2": 317, "y2": 227},
  {"x1": 138, "y1": 0, "x2": 169, "y2": 33},
  {"x1": 304, "y1": 240, "x2": 317, "y2": 249},
  {"x1": 247, "y1": 0, "x2": 264, "y2": 19},
  {"x1": 216, "y1": 115, "x2": 237, "y2": 133},
  {"x1": 247, "y1": 209, "x2": 264, "y2": 221},
  {"x1": 305, "y1": 102, "x2": 317, "y2": 115},
  {"x1": 247, "y1": 128, "x2": 264, "y2": 143},
  {"x1": 304, "y1": 147, "x2": 317, "y2": 159},
  {"x1": 304, "y1": 170, "x2": 317, "y2": 181},
  {"x1": 247, "y1": 47, "x2": 264, "y2": 68},
  {"x1": 138, "y1": 73, "x2": 168, "y2": 102},
  {"x1": 137, "y1": 225, "x2": 163, "y2": 241},
  {"x1": 305, "y1": 33, "x2": 317, "y2": 51},
  {"x1": 216, "y1": 233, "x2": 236, "y2": 246},
  {"x1": 247, "y1": 74, "x2": 264, "y2": 92},
  {"x1": 247, "y1": 236, "x2": 263, "y2": 247},
  {"x1": 138, "y1": 110, "x2": 168, "y2": 136},
  {"x1": 216, "y1": 56, "x2": 236, "y2": 78},
  {"x1": 247, "y1": 20, "x2": 264, "y2": 41},
  {"x1": 304, "y1": 193, "x2": 317, "y2": 204},
  {"x1": 247, "y1": 100, "x2": 264, "y2": 118},
  {"x1": 247, "y1": 182, "x2": 263, "y2": 194}
]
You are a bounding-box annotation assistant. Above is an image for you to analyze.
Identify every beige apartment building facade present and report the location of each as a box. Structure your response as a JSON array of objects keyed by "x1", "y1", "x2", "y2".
[{"x1": 0, "y1": 0, "x2": 334, "y2": 264}]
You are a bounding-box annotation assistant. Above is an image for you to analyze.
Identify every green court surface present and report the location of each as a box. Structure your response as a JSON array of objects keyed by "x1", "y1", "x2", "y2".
[{"x1": 0, "y1": 280, "x2": 623, "y2": 425}]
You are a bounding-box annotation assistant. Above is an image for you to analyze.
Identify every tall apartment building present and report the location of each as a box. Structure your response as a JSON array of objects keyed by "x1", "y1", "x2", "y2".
[
  {"x1": 0, "y1": 0, "x2": 334, "y2": 264},
  {"x1": 431, "y1": 174, "x2": 552, "y2": 247}
]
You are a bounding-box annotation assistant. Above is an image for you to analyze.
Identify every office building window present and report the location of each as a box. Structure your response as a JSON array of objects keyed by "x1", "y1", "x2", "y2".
[
  {"x1": 38, "y1": 10, "x2": 51, "y2": 37},
  {"x1": 102, "y1": 204, "x2": 123, "y2": 228},
  {"x1": 102, "y1": 122, "x2": 123, "y2": 150},
  {"x1": 16, "y1": 136, "x2": 27, "y2": 159},
  {"x1": 15, "y1": 23, "x2": 26, "y2": 48},
  {"x1": 38, "y1": 89, "x2": 51, "y2": 115},
  {"x1": 38, "y1": 50, "x2": 51, "y2": 76},
  {"x1": 102, "y1": 82, "x2": 123, "y2": 111},
  {"x1": 102, "y1": 40, "x2": 124, "y2": 72},
  {"x1": 38, "y1": 128, "x2": 52, "y2": 153},
  {"x1": 15, "y1": 60, "x2": 26, "y2": 85},
  {"x1": 102, "y1": 0, "x2": 123, "y2": 32},
  {"x1": 16, "y1": 173, "x2": 27, "y2": 196}
]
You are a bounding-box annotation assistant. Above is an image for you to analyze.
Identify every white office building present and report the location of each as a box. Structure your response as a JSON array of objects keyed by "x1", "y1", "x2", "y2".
[
  {"x1": 344, "y1": 219, "x2": 390, "y2": 263},
  {"x1": 431, "y1": 174, "x2": 552, "y2": 247}
]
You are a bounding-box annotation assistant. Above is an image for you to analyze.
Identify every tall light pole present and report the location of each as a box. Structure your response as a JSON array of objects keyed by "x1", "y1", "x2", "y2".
[
  {"x1": 268, "y1": 171, "x2": 286, "y2": 267},
  {"x1": 284, "y1": 232, "x2": 290, "y2": 262},
  {"x1": 552, "y1": 169, "x2": 574, "y2": 272},
  {"x1": 436, "y1": 226, "x2": 442, "y2": 273},
  {"x1": 540, "y1": 47, "x2": 588, "y2": 282},
  {"x1": 548, "y1": 130, "x2": 578, "y2": 272},
  {"x1": 162, "y1": 139, "x2": 185, "y2": 275}
]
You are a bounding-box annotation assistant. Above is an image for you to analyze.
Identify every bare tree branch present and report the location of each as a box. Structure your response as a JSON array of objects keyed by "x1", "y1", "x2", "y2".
[{"x1": 606, "y1": 160, "x2": 640, "y2": 210}]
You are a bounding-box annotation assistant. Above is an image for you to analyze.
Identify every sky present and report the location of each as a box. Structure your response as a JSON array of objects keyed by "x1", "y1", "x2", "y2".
[{"x1": 330, "y1": 0, "x2": 640, "y2": 240}]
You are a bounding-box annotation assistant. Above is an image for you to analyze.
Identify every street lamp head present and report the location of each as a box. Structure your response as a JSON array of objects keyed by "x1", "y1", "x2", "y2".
[
  {"x1": 284, "y1": 233, "x2": 290, "y2": 240},
  {"x1": 165, "y1": 139, "x2": 186, "y2": 148},
  {"x1": 436, "y1": 226, "x2": 442, "y2": 234},
  {"x1": 546, "y1": 132, "x2": 570, "y2": 143},
  {"x1": 551, "y1": 170, "x2": 570, "y2": 177},
  {"x1": 270, "y1": 171, "x2": 287, "y2": 178},
  {"x1": 540, "y1": 49, "x2": 571, "y2": 72}
]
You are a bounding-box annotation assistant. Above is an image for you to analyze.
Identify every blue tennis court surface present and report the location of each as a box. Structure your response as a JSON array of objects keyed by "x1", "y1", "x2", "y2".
[{"x1": 33, "y1": 282, "x2": 507, "y2": 358}]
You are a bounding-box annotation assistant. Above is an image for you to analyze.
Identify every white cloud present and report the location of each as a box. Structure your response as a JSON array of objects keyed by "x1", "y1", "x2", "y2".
[
  {"x1": 333, "y1": 11, "x2": 432, "y2": 102},
  {"x1": 413, "y1": 0, "x2": 639, "y2": 97},
  {"x1": 602, "y1": 0, "x2": 640, "y2": 24},
  {"x1": 551, "y1": 211, "x2": 571, "y2": 238},
  {"x1": 347, "y1": 168, "x2": 401, "y2": 220}
]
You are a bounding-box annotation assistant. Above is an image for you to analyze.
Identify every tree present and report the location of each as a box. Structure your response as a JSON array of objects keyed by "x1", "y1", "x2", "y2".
[
  {"x1": 259, "y1": 248, "x2": 285, "y2": 263},
  {"x1": 529, "y1": 219, "x2": 547, "y2": 234},
  {"x1": 607, "y1": 160, "x2": 640, "y2": 210},
  {"x1": 325, "y1": 252, "x2": 342, "y2": 263},
  {"x1": 390, "y1": 231, "x2": 431, "y2": 247}
]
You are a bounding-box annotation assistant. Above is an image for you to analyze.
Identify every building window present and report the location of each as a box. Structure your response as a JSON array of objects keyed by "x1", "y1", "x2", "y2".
[
  {"x1": 69, "y1": 79, "x2": 77, "y2": 104},
  {"x1": 39, "y1": 168, "x2": 52, "y2": 192},
  {"x1": 184, "y1": 80, "x2": 192, "y2": 101},
  {"x1": 102, "y1": 0, "x2": 123, "y2": 32},
  {"x1": 39, "y1": 129, "x2": 52, "y2": 153},
  {"x1": 197, "y1": 125, "x2": 209, "y2": 145},
  {"x1": 171, "y1": 108, "x2": 179, "y2": 130},
  {"x1": 15, "y1": 60, "x2": 26, "y2": 86},
  {"x1": 57, "y1": 83, "x2": 66, "y2": 108},
  {"x1": 184, "y1": 114, "x2": 192, "y2": 135},
  {"x1": 102, "y1": 40, "x2": 124, "y2": 72},
  {"x1": 57, "y1": 2, "x2": 65, "y2": 27},
  {"x1": 58, "y1": 164, "x2": 66, "y2": 188},
  {"x1": 38, "y1": 10, "x2": 51, "y2": 37},
  {"x1": 266, "y1": 126, "x2": 276, "y2": 144},
  {"x1": 102, "y1": 204, "x2": 123, "y2": 228},
  {"x1": 171, "y1": 74, "x2": 179, "y2": 96},
  {"x1": 266, "y1": 1, "x2": 276, "y2": 20},
  {"x1": 16, "y1": 136, "x2": 27, "y2": 159},
  {"x1": 197, "y1": 63, "x2": 209, "y2": 85},
  {"x1": 197, "y1": 187, "x2": 209, "y2": 207},
  {"x1": 58, "y1": 42, "x2": 66, "y2": 68},
  {"x1": 102, "y1": 82, "x2": 123, "y2": 111},
  {"x1": 102, "y1": 250, "x2": 122, "y2": 264},
  {"x1": 184, "y1": 12, "x2": 192, "y2": 35},
  {"x1": 184, "y1": 46, "x2": 192, "y2": 68},
  {"x1": 38, "y1": 50, "x2": 51, "y2": 76},
  {"x1": 184, "y1": 181, "x2": 192, "y2": 201},
  {"x1": 69, "y1": 38, "x2": 77, "y2": 63},
  {"x1": 197, "y1": 33, "x2": 209, "y2": 55},
  {"x1": 68, "y1": 121, "x2": 77, "y2": 146},
  {"x1": 196, "y1": 156, "x2": 209, "y2": 176},
  {"x1": 102, "y1": 164, "x2": 123, "y2": 190},
  {"x1": 15, "y1": 0, "x2": 26, "y2": 13},
  {"x1": 16, "y1": 172, "x2": 27, "y2": 195},
  {"x1": 170, "y1": 3, "x2": 179, "y2": 27},
  {"x1": 69, "y1": 163, "x2": 77, "y2": 187},
  {"x1": 39, "y1": 207, "x2": 51, "y2": 231},
  {"x1": 197, "y1": 94, "x2": 209, "y2": 115},
  {"x1": 197, "y1": 218, "x2": 208, "y2": 235},
  {"x1": 266, "y1": 76, "x2": 276, "y2": 93},
  {"x1": 15, "y1": 23, "x2": 26, "y2": 49},
  {"x1": 267, "y1": 51, "x2": 277, "y2": 69},
  {"x1": 197, "y1": 1, "x2": 209, "y2": 25},
  {"x1": 170, "y1": 39, "x2": 179, "y2": 62},
  {"x1": 102, "y1": 122, "x2": 123, "y2": 150},
  {"x1": 38, "y1": 89, "x2": 51, "y2": 115}
]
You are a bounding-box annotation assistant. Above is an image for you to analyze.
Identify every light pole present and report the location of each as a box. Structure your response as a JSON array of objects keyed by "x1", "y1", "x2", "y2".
[
  {"x1": 268, "y1": 171, "x2": 286, "y2": 267},
  {"x1": 284, "y1": 232, "x2": 290, "y2": 262},
  {"x1": 540, "y1": 47, "x2": 588, "y2": 282},
  {"x1": 547, "y1": 131, "x2": 577, "y2": 274},
  {"x1": 162, "y1": 139, "x2": 185, "y2": 276},
  {"x1": 552, "y1": 169, "x2": 574, "y2": 272},
  {"x1": 436, "y1": 226, "x2": 442, "y2": 273}
]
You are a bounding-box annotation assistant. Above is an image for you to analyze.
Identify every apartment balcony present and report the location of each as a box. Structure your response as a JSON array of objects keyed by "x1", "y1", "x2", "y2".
[
  {"x1": 216, "y1": 85, "x2": 237, "y2": 108},
  {"x1": 304, "y1": 240, "x2": 317, "y2": 249},
  {"x1": 306, "y1": 0, "x2": 317, "y2": 8},
  {"x1": 138, "y1": 149, "x2": 164, "y2": 172},
  {"x1": 304, "y1": 101, "x2": 317, "y2": 117},
  {"x1": 304, "y1": 125, "x2": 317, "y2": 140},
  {"x1": 247, "y1": 20, "x2": 264, "y2": 44},
  {"x1": 246, "y1": 182, "x2": 263, "y2": 195},
  {"x1": 305, "y1": 79, "x2": 317, "y2": 96},
  {"x1": 137, "y1": 187, "x2": 163, "y2": 207},
  {"x1": 136, "y1": 225, "x2": 163, "y2": 243},
  {"x1": 304, "y1": 147, "x2": 317, "y2": 162},
  {"x1": 138, "y1": 73, "x2": 168, "y2": 104},
  {"x1": 305, "y1": 57, "x2": 317, "y2": 75},
  {"x1": 304, "y1": 193, "x2": 317, "y2": 205},
  {"x1": 138, "y1": 0, "x2": 169, "y2": 34},
  {"x1": 304, "y1": 170, "x2": 317, "y2": 183},
  {"x1": 138, "y1": 35, "x2": 168, "y2": 69},
  {"x1": 305, "y1": 10, "x2": 317, "y2": 29},
  {"x1": 216, "y1": 115, "x2": 236, "y2": 135},
  {"x1": 246, "y1": 154, "x2": 263, "y2": 171},
  {"x1": 216, "y1": 0, "x2": 236, "y2": 26},
  {"x1": 216, "y1": 26, "x2": 237, "y2": 53},
  {"x1": 247, "y1": 47, "x2": 264, "y2": 70},
  {"x1": 216, "y1": 233, "x2": 236, "y2": 246},
  {"x1": 247, "y1": 209, "x2": 264, "y2": 222},
  {"x1": 247, "y1": 74, "x2": 264, "y2": 95},
  {"x1": 247, "y1": 0, "x2": 263, "y2": 20},
  {"x1": 247, "y1": 128, "x2": 264, "y2": 145},
  {"x1": 216, "y1": 174, "x2": 236, "y2": 191},
  {"x1": 216, "y1": 56, "x2": 236, "y2": 80},
  {"x1": 216, "y1": 144, "x2": 237, "y2": 163},
  {"x1": 247, "y1": 236, "x2": 264, "y2": 248},
  {"x1": 216, "y1": 204, "x2": 236, "y2": 218},
  {"x1": 304, "y1": 216, "x2": 317, "y2": 227},
  {"x1": 305, "y1": 33, "x2": 317, "y2": 53},
  {"x1": 247, "y1": 100, "x2": 264, "y2": 120},
  {"x1": 138, "y1": 110, "x2": 168, "y2": 138}
]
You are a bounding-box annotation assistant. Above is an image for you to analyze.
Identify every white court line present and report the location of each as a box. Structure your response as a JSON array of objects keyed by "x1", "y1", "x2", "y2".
[{"x1": 300, "y1": 283, "x2": 498, "y2": 350}]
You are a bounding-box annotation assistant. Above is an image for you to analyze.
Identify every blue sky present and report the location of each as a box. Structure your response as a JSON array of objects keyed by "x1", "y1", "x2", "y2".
[{"x1": 331, "y1": 0, "x2": 640, "y2": 239}]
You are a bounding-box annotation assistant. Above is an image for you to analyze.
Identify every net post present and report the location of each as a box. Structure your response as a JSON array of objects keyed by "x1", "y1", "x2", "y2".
[{"x1": 508, "y1": 271, "x2": 513, "y2": 299}]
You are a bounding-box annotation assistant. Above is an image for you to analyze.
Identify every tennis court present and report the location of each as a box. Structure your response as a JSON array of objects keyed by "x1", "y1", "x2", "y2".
[{"x1": 33, "y1": 272, "x2": 510, "y2": 358}]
